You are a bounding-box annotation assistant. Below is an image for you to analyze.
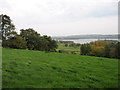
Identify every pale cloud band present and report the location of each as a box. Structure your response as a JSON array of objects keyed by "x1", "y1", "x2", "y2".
[{"x1": 0, "y1": 0, "x2": 119, "y2": 36}]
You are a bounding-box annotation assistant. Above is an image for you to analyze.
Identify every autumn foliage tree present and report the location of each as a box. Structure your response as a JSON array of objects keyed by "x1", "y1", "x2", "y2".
[{"x1": 80, "y1": 40, "x2": 120, "y2": 59}]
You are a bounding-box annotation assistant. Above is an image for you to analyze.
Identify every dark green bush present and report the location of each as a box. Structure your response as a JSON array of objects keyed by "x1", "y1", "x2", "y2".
[{"x1": 2, "y1": 36, "x2": 27, "y2": 49}]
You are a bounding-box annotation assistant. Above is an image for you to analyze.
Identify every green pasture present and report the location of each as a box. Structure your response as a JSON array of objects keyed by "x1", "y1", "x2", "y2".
[
  {"x1": 2, "y1": 48, "x2": 118, "y2": 88},
  {"x1": 57, "y1": 44, "x2": 80, "y2": 54}
]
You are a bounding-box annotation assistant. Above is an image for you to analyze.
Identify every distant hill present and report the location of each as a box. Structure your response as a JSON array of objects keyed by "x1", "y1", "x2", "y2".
[{"x1": 52, "y1": 34, "x2": 119, "y2": 40}]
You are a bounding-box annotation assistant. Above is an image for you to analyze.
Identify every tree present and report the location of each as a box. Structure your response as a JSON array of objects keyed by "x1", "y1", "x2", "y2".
[
  {"x1": 80, "y1": 44, "x2": 91, "y2": 55},
  {"x1": 76, "y1": 43, "x2": 81, "y2": 47},
  {"x1": 65, "y1": 44, "x2": 68, "y2": 47},
  {"x1": 109, "y1": 47, "x2": 116, "y2": 58},
  {"x1": 20, "y1": 28, "x2": 58, "y2": 51},
  {"x1": 20, "y1": 28, "x2": 40, "y2": 39},
  {"x1": 0, "y1": 14, "x2": 15, "y2": 40},
  {"x1": 2, "y1": 36, "x2": 27, "y2": 49},
  {"x1": 93, "y1": 46, "x2": 104, "y2": 57},
  {"x1": 114, "y1": 42, "x2": 120, "y2": 58},
  {"x1": 43, "y1": 35, "x2": 58, "y2": 51},
  {"x1": 81, "y1": 44, "x2": 85, "y2": 55},
  {"x1": 104, "y1": 45, "x2": 110, "y2": 57},
  {"x1": 20, "y1": 28, "x2": 40, "y2": 50}
]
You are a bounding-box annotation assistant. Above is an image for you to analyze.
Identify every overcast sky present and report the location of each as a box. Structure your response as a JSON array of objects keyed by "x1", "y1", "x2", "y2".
[{"x1": 0, "y1": 0, "x2": 119, "y2": 36}]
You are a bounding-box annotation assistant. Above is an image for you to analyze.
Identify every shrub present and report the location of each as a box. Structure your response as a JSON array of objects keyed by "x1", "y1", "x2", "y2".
[{"x1": 2, "y1": 36, "x2": 27, "y2": 49}]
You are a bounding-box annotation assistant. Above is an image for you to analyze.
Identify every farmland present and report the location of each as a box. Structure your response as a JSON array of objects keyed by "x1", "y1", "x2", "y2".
[
  {"x1": 57, "y1": 44, "x2": 80, "y2": 51},
  {"x1": 2, "y1": 48, "x2": 118, "y2": 88}
]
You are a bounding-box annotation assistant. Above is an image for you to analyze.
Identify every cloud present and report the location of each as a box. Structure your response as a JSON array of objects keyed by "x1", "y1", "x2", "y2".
[
  {"x1": 35, "y1": 16, "x2": 118, "y2": 36},
  {"x1": 0, "y1": 0, "x2": 118, "y2": 36},
  {"x1": 0, "y1": 0, "x2": 12, "y2": 11}
]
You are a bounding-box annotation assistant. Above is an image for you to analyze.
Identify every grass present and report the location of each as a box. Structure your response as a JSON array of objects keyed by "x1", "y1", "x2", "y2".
[
  {"x1": 57, "y1": 44, "x2": 80, "y2": 54},
  {"x1": 2, "y1": 48, "x2": 119, "y2": 88}
]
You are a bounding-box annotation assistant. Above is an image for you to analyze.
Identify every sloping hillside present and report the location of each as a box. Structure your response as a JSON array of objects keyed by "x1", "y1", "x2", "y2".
[{"x1": 2, "y1": 48, "x2": 118, "y2": 88}]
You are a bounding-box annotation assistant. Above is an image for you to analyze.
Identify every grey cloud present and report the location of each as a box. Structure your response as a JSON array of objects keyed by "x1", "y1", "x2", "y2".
[
  {"x1": 0, "y1": 0, "x2": 12, "y2": 12},
  {"x1": 0, "y1": 0, "x2": 118, "y2": 36}
]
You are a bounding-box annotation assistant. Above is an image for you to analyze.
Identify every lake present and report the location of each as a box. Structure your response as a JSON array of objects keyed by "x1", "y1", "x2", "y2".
[{"x1": 61, "y1": 39, "x2": 119, "y2": 44}]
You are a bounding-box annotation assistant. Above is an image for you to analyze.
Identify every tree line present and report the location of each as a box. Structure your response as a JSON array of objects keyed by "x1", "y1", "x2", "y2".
[
  {"x1": 81, "y1": 40, "x2": 120, "y2": 59},
  {"x1": 0, "y1": 14, "x2": 57, "y2": 51}
]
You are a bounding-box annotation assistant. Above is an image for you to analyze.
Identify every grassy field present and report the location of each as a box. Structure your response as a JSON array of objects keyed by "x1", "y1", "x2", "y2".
[
  {"x1": 57, "y1": 44, "x2": 80, "y2": 54},
  {"x1": 2, "y1": 48, "x2": 118, "y2": 88}
]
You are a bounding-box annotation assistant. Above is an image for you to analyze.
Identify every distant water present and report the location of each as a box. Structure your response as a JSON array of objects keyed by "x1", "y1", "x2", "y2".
[{"x1": 61, "y1": 39, "x2": 119, "y2": 44}]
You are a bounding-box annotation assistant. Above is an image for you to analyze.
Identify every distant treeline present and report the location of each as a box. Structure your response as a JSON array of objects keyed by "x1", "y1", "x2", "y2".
[
  {"x1": 52, "y1": 34, "x2": 119, "y2": 40},
  {"x1": 58, "y1": 41, "x2": 74, "y2": 44},
  {"x1": 81, "y1": 40, "x2": 120, "y2": 59},
  {"x1": 0, "y1": 14, "x2": 57, "y2": 51}
]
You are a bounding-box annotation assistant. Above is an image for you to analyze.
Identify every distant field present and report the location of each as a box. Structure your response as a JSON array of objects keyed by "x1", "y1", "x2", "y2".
[
  {"x1": 57, "y1": 44, "x2": 80, "y2": 54},
  {"x1": 2, "y1": 48, "x2": 118, "y2": 88}
]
